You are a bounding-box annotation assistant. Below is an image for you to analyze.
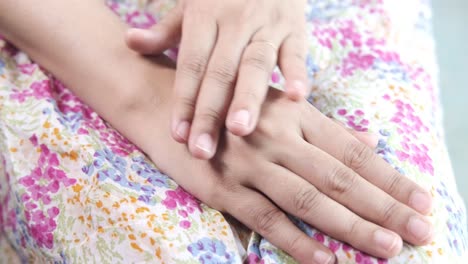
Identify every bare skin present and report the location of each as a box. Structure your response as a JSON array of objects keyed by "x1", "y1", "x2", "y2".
[
  {"x1": 0, "y1": 1, "x2": 433, "y2": 263},
  {"x1": 127, "y1": 0, "x2": 309, "y2": 160}
]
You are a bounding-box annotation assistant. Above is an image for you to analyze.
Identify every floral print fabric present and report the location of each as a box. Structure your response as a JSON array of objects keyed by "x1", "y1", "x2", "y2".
[{"x1": 0, "y1": 0, "x2": 467, "y2": 263}]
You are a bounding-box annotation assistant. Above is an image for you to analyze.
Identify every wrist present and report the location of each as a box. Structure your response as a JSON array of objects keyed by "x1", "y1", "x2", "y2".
[{"x1": 104, "y1": 54, "x2": 178, "y2": 156}]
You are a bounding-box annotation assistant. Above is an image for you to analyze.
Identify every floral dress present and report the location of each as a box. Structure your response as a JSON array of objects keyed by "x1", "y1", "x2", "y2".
[{"x1": 0, "y1": 0, "x2": 466, "y2": 263}]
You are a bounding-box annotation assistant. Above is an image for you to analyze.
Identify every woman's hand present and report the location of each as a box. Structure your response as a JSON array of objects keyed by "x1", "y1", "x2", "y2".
[
  {"x1": 141, "y1": 88, "x2": 434, "y2": 263},
  {"x1": 116, "y1": 60, "x2": 433, "y2": 263},
  {"x1": 126, "y1": 0, "x2": 309, "y2": 160}
]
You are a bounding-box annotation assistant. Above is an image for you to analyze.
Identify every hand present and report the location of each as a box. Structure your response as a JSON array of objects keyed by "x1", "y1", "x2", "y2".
[
  {"x1": 137, "y1": 90, "x2": 434, "y2": 263},
  {"x1": 126, "y1": 0, "x2": 309, "y2": 160},
  {"x1": 105, "y1": 55, "x2": 433, "y2": 263}
]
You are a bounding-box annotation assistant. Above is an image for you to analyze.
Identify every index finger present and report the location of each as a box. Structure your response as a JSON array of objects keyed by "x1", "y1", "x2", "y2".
[{"x1": 301, "y1": 105, "x2": 433, "y2": 215}]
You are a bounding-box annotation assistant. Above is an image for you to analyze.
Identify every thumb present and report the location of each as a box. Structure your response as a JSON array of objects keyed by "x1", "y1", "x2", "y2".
[{"x1": 125, "y1": 6, "x2": 183, "y2": 54}]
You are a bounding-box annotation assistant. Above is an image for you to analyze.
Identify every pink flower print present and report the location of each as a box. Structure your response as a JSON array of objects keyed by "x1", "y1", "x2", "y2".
[
  {"x1": 38, "y1": 144, "x2": 59, "y2": 167},
  {"x1": 390, "y1": 99, "x2": 433, "y2": 175},
  {"x1": 47, "y1": 207, "x2": 60, "y2": 218},
  {"x1": 163, "y1": 187, "x2": 202, "y2": 213},
  {"x1": 126, "y1": 11, "x2": 156, "y2": 29},
  {"x1": 342, "y1": 243, "x2": 353, "y2": 251},
  {"x1": 313, "y1": 232, "x2": 325, "y2": 243},
  {"x1": 337, "y1": 108, "x2": 369, "y2": 132},
  {"x1": 18, "y1": 63, "x2": 37, "y2": 75},
  {"x1": 313, "y1": 27, "x2": 336, "y2": 50},
  {"x1": 365, "y1": 38, "x2": 385, "y2": 47},
  {"x1": 338, "y1": 21, "x2": 362, "y2": 48},
  {"x1": 342, "y1": 51, "x2": 376, "y2": 76},
  {"x1": 179, "y1": 220, "x2": 191, "y2": 229},
  {"x1": 178, "y1": 210, "x2": 188, "y2": 218},
  {"x1": 355, "y1": 252, "x2": 374, "y2": 264},
  {"x1": 30, "y1": 80, "x2": 52, "y2": 99},
  {"x1": 10, "y1": 80, "x2": 52, "y2": 102},
  {"x1": 247, "y1": 253, "x2": 264, "y2": 264},
  {"x1": 271, "y1": 72, "x2": 281, "y2": 84},
  {"x1": 328, "y1": 241, "x2": 341, "y2": 253},
  {"x1": 162, "y1": 187, "x2": 202, "y2": 228},
  {"x1": 18, "y1": 142, "x2": 78, "y2": 249},
  {"x1": 162, "y1": 197, "x2": 177, "y2": 210},
  {"x1": 25, "y1": 202, "x2": 37, "y2": 211}
]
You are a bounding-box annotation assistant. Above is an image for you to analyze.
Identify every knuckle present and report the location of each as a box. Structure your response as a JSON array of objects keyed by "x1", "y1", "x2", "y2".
[
  {"x1": 379, "y1": 200, "x2": 399, "y2": 225},
  {"x1": 286, "y1": 234, "x2": 305, "y2": 255},
  {"x1": 293, "y1": 187, "x2": 321, "y2": 215},
  {"x1": 196, "y1": 107, "x2": 223, "y2": 127},
  {"x1": 180, "y1": 53, "x2": 209, "y2": 79},
  {"x1": 385, "y1": 172, "x2": 404, "y2": 196},
  {"x1": 176, "y1": 96, "x2": 196, "y2": 113},
  {"x1": 343, "y1": 140, "x2": 374, "y2": 170},
  {"x1": 327, "y1": 166, "x2": 356, "y2": 195},
  {"x1": 252, "y1": 207, "x2": 283, "y2": 235},
  {"x1": 237, "y1": 89, "x2": 262, "y2": 105},
  {"x1": 242, "y1": 48, "x2": 271, "y2": 72},
  {"x1": 206, "y1": 60, "x2": 237, "y2": 86},
  {"x1": 289, "y1": 50, "x2": 307, "y2": 65},
  {"x1": 346, "y1": 216, "x2": 362, "y2": 240}
]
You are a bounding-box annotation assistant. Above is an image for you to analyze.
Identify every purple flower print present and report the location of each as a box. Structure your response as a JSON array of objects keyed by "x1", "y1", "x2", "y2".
[
  {"x1": 53, "y1": 79, "x2": 138, "y2": 156},
  {"x1": 187, "y1": 238, "x2": 236, "y2": 264}
]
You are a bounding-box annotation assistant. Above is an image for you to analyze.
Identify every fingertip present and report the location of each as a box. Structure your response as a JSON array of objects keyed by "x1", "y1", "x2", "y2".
[
  {"x1": 285, "y1": 80, "x2": 307, "y2": 101},
  {"x1": 353, "y1": 131, "x2": 379, "y2": 149},
  {"x1": 407, "y1": 216, "x2": 434, "y2": 246},
  {"x1": 190, "y1": 133, "x2": 215, "y2": 160},
  {"x1": 172, "y1": 120, "x2": 190, "y2": 143},
  {"x1": 226, "y1": 109, "x2": 254, "y2": 136},
  {"x1": 373, "y1": 230, "x2": 403, "y2": 258},
  {"x1": 409, "y1": 190, "x2": 433, "y2": 215},
  {"x1": 125, "y1": 28, "x2": 162, "y2": 53},
  {"x1": 312, "y1": 250, "x2": 336, "y2": 264}
]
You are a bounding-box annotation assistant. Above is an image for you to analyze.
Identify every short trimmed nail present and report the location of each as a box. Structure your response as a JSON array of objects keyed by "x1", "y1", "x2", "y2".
[
  {"x1": 292, "y1": 80, "x2": 307, "y2": 96},
  {"x1": 409, "y1": 191, "x2": 432, "y2": 214},
  {"x1": 374, "y1": 230, "x2": 399, "y2": 251},
  {"x1": 195, "y1": 133, "x2": 213, "y2": 154},
  {"x1": 231, "y1": 110, "x2": 250, "y2": 128},
  {"x1": 313, "y1": 250, "x2": 333, "y2": 264},
  {"x1": 175, "y1": 121, "x2": 190, "y2": 141},
  {"x1": 407, "y1": 216, "x2": 433, "y2": 242},
  {"x1": 128, "y1": 28, "x2": 155, "y2": 40}
]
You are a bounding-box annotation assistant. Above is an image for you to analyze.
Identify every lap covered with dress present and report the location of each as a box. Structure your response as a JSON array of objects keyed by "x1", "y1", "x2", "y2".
[{"x1": 0, "y1": 0, "x2": 466, "y2": 263}]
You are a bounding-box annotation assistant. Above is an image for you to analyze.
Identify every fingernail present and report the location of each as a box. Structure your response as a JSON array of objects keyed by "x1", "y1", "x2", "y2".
[
  {"x1": 407, "y1": 216, "x2": 433, "y2": 243},
  {"x1": 128, "y1": 28, "x2": 155, "y2": 40},
  {"x1": 355, "y1": 131, "x2": 379, "y2": 148},
  {"x1": 291, "y1": 80, "x2": 307, "y2": 97},
  {"x1": 195, "y1": 133, "x2": 213, "y2": 154},
  {"x1": 313, "y1": 250, "x2": 333, "y2": 264},
  {"x1": 409, "y1": 191, "x2": 432, "y2": 214},
  {"x1": 374, "y1": 230, "x2": 399, "y2": 251},
  {"x1": 175, "y1": 121, "x2": 190, "y2": 141},
  {"x1": 231, "y1": 109, "x2": 250, "y2": 128}
]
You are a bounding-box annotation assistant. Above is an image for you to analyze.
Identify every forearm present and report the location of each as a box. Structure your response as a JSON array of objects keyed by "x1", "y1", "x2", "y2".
[
  {"x1": 0, "y1": 0, "x2": 175, "y2": 144},
  {"x1": 0, "y1": 0, "x2": 170, "y2": 117}
]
